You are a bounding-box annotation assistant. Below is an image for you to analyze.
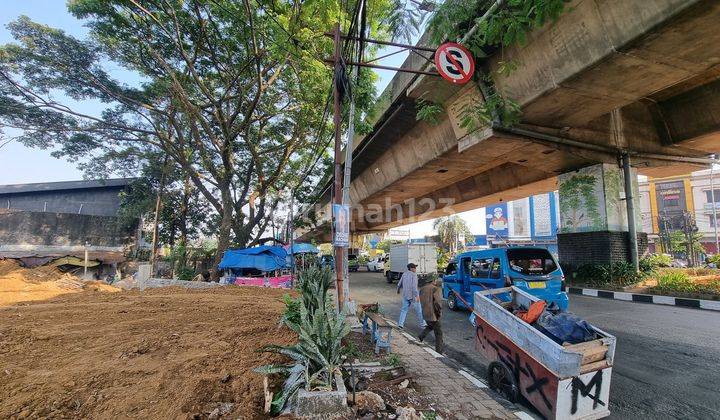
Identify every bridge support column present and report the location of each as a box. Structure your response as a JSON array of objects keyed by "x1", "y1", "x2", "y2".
[{"x1": 556, "y1": 163, "x2": 648, "y2": 276}]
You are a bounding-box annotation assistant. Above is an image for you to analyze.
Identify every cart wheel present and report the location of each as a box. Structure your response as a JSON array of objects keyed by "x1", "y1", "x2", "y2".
[
  {"x1": 447, "y1": 293, "x2": 459, "y2": 311},
  {"x1": 487, "y1": 361, "x2": 519, "y2": 403}
]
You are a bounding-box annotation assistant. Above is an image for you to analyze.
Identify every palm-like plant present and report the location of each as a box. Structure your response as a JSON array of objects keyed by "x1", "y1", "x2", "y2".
[
  {"x1": 256, "y1": 267, "x2": 350, "y2": 414},
  {"x1": 434, "y1": 215, "x2": 474, "y2": 255}
]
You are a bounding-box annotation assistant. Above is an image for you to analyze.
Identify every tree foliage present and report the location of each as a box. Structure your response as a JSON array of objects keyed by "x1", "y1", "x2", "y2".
[
  {"x1": 433, "y1": 215, "x2": 473, "y2": 255},
  {"x1": 426, "y1": 0, "x2": 570, "y2": 127}
]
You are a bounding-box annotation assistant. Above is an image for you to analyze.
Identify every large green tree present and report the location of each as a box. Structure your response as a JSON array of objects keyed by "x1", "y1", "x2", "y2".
[
  {"x1": 433, "y1": 215, "x2": 473, "y2": 255},
  {"x1": 0, "y1": 0, "x2": 409, "y2": 276}
]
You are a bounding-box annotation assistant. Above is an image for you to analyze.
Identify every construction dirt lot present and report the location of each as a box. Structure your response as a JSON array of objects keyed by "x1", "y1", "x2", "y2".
[{"x1": 0, "y1": 260, "x2": 295, "y2": 419}]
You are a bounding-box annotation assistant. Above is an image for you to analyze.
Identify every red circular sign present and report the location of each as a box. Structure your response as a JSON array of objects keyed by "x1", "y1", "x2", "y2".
[{"x1": 434, "y1": 42, "x2": 475, "y2": 85}]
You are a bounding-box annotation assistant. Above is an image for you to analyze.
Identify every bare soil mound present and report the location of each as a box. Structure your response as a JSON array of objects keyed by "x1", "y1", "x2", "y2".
[
  {"x1": 0, "y1": 259, "x2": 119, "y2": 306},
  {"x1": 0, "y1": 286, "x2": 295, "y2": 419}
]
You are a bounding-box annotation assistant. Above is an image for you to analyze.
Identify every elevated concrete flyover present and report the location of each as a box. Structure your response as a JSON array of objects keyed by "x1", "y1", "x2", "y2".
[{"x1": 298, "y1": 0, "x2": 720, "y2": 244}]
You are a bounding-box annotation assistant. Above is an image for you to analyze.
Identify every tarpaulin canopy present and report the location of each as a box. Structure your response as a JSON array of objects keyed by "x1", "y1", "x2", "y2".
[
  {"x1": 218, "y1": 245, "x2": 288, "y2": 271},
  {"x1": 286, "y1": 243, "x2": 320, "y2": 255}
]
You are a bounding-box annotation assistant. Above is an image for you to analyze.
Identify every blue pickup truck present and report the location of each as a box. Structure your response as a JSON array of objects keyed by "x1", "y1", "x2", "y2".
[{"x1": 442, "y1": 247, "x2": 569, "y2": 311}]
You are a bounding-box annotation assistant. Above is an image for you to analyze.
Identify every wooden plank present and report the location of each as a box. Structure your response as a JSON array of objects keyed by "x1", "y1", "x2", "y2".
[
  {"x1": 580, "y1": 346, "x2": 608, "y2": 365},
  {"x1": 579, "y1": 360, "x2": 609, "y2": 374},
  {"x1": 565, "y1": 339, "x2": 608, "y2": 365},
  {"x1": 263, "y1": 376, "x2": 273, "y2": 414},
  {"x1": 564, "y1": 338, "x2": 605, "y2": 351}
]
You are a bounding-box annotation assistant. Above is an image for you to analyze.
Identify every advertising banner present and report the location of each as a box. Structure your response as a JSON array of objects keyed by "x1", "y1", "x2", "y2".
[
  {"x1": 486, "y1": 203, "x2": 509, "y2": 237},
  {"x1": 333, "y1": 204, "x2": 350, "y2": 247}
]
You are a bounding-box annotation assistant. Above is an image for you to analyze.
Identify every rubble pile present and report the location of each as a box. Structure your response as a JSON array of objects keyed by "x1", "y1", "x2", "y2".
[{"x1": 0, "y1": 258, "x2": 118, "y2": 306}]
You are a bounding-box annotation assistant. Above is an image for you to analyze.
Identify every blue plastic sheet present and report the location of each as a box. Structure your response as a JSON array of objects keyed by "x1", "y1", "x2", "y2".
[
  {"x1": 286, "y1": 243, "x2": 320, "y2": 255},
  {"x1": 535, "y1": 311, "x2": 597, "y2": 345},
  {"x1": 218, "y1": 246, "x2": 288, "y2": 271}
]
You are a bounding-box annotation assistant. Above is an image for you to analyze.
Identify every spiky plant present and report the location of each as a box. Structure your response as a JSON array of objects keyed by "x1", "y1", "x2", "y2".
[{"x1": 256, "y1": 267, "x2": 349, "y2": 414}]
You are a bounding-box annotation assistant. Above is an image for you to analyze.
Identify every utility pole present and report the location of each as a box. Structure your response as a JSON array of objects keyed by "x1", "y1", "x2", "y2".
[
  {"x1": 289, "y1": 192, "x2": 296, "y2": 282},
  {"x1": 622, "y1": 153, "x2": 639, "y2": 272},
  {"x1": 332, "y1": 23, "x2": 345, "y2": 312},
  {"x1": 340, "y1": 0, "x2": 364, "y2": 313},
  {"x1": 711, "y1": 156, "x2": 719, "y2": 253},
  {"x1": 150, "y1": 156, "x2": 169, "y2": 277}
]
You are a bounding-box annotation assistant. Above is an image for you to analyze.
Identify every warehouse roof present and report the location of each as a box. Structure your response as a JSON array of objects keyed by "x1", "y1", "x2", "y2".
[{"x1": 0, "y1": 178, "x2": 137, "y2": 195}]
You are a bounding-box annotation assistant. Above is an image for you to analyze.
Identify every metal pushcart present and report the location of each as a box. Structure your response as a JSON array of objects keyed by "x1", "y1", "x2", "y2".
[{"x1": 471, "y1": 286, "x2": 615, "y2": 420}]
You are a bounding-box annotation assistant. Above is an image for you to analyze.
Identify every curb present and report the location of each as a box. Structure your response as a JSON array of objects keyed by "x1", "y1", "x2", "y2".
[{"x1": 567, "y1": 287, "x2": 720, "y2": 311}]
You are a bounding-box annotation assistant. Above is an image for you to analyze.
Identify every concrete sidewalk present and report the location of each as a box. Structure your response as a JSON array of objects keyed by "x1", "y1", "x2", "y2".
[{"x1": 382, "y1": 320, "x2": 519, "y2": 420}]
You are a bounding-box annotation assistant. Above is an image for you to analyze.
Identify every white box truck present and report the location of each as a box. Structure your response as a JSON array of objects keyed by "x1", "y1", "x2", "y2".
[{"x1": 386, "y1": 243, "x2": 438, "y2": 283}]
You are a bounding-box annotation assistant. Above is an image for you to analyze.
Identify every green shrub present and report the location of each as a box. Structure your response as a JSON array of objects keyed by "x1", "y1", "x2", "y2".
[
  {"x1": 280, "y1": 294, "x2": 302, "y2": 327},
  {"x1": 655, "y1": 271, "x2": 696, "y2": 293},
  {"x1": 175, "y1": 266, "x2": 195, "y2": 280},
  {"x1": 708, "y1": 254, "x2": 720, "y2": 265},
  {"x1": 698, "y1": 280, "x2": 720, "y2": 295},
  {"x1": 573, "y1": 262, "x2": 645, "y2": 287},
  {"x1": 640, "y1": 254, "x2": 672, "y2": 272},
  {"x1": 385, "y1": 353, "x2": 402, "y2": 367}
]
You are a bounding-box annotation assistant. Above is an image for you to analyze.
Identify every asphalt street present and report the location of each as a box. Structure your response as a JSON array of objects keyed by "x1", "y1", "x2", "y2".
[{"x1": 348, "y1": 270, "x2": 720, "y2": 419}]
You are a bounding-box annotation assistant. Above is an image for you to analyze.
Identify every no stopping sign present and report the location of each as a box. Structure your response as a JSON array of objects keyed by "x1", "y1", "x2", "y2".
[{"x1": 435, "y1": 42, "x2": 475, "y2": 84}]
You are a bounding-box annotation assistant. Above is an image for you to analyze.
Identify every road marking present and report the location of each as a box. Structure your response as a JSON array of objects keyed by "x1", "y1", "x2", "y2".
[
  {"x1": 401, "y1": 332, "x2": 416, "y2": 342},
  {"x1": 700, "y1": 299, "x2": 720, "y2": 311},
  {"x1": 514, "y1": 411, "x2": 536, "y2": 420},
  {"x1": 652, "y1": 295, "x2": 675, "y2": 306},
  {"x1": 458, "y1": 369, "x2": 488, "y2": 388},
  {"x1": 423, "y1": 347, "x2": 443, "y2": 358},
  {"x1": 387, "y1": 320, "x2": 397, "y2": 327},
  {"x1": 582, "y1": 288, "x2": 598, "y2": 297},
  {"x1": 614, "y1": 292, "x2": 633, "y2": 301}
]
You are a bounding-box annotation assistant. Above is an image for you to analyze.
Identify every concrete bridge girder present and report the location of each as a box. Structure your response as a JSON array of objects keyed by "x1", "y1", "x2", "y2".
[{"x1": 492, "y1": 0, "x2": 720, "y2": 128}]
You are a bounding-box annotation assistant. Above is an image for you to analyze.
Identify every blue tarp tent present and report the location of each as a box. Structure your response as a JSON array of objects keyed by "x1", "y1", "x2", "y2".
[
  {"x1": 218, "y1": 245, "x2": 288, "y2": 272},
  {"x1": 287, "y1": 243, "x2": 320, "y2": 255}
]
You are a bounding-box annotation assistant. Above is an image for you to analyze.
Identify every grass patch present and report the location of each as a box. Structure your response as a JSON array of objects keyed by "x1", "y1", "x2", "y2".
[
  {"x1": 652, "y1": 272, "x2": 720, "y2": 296},
  {"x1": 655, "y1": 272, "x2": 696, "y2": 293}
]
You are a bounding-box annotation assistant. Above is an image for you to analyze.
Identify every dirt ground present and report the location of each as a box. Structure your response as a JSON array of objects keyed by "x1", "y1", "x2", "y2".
[{"x1": 0, "y1": 281, "x2": 296, "y2": 419}]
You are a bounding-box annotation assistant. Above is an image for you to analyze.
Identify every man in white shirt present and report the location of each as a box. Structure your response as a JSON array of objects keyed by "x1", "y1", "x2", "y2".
[{"x1": 396, "y1": 263, "x2": 427, "y2": 329}]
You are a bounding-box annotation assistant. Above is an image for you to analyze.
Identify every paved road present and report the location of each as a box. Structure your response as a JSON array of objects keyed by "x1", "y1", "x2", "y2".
[{"x1": 348, "y1": 270, "x2": 720, "y2": 419}]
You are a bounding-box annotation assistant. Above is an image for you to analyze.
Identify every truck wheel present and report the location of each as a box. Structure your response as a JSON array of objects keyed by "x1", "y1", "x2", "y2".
[
  {"x1": 487, "y1": 361, "x2": 519, "y2": 403},
  {"x1": 386, "y1": 272, "x2": 393, "y2": 283},
  {"x1": 447, "y1": 293, "x2": 459, "y2": 311}
]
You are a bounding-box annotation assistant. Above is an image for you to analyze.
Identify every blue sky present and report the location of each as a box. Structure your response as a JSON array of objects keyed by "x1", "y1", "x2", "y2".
[{"x1": 0, "y1": 1, "x2": 89, "y2": 185}]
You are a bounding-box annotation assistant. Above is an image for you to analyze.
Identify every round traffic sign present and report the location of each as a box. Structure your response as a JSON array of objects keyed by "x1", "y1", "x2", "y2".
[{"x1": 434, "y1": 42, "x2": 475, "y2": 84}]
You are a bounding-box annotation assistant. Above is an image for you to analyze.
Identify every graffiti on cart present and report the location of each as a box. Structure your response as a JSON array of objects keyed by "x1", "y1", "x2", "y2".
[
  {"x1": 570, "y1": 370, "x2": 605, "y2": 414},
  {"x1": 477, "y1": 324, "x2": 554, "y2": 411}
]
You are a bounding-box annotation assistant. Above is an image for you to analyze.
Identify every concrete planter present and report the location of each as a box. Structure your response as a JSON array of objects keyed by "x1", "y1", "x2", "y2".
[{"x1": 293, "y1": 371, "x2": 349, "y2": 418}]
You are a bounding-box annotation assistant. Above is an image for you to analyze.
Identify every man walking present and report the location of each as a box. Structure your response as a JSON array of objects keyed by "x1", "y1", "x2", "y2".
[
  {"x1": 419, "y1": 277, "x2": 443, "y2": 354},
  {"x1": 397, "y1": 263, "x2": 427, "y2": 329}
]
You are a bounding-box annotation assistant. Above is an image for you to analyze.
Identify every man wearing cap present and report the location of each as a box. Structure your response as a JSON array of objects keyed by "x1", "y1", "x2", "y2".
[{"x1": 397, "y1": 263, "x2": 427, "y2": 329}]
